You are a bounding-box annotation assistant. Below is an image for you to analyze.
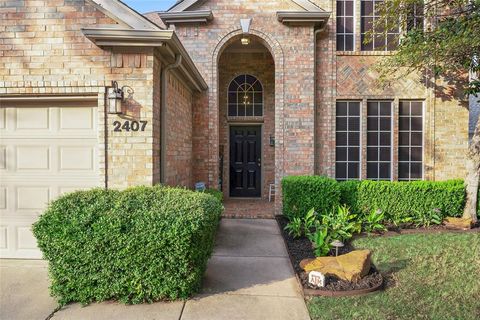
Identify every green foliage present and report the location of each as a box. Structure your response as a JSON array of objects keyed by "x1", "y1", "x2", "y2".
[
  {"x1": 284, "y1": 216, "x2": 303, "y2": 238},
  {"x1": 308, "y1": 228, "x2": 330, "y2": 257},
  {"x1": 204, "y1": 188, "x2": 224, "y2": 203},
  {"x1": 371, "y1": 0, "x2": 480, "y2": 96},
  {"x1": 32, "y1": 186, "x2": 223, "y2": 306},
  {"x1": 320, "y1": 205, "x2": 361, "y2": 243},
  {"x1": 282, "y1": 176, "x2": 341, "y2": 220},
  {"x1": 362, "y1": 209, "x2": 388, "y2": 233},
  {"x1": 308, "y1": 233, "x2": 480, "y2": 320},
  {"x1": 339, "y1": 180, "x2": 465, "y2": 224},
  {"x1": 413, "y1": 208, "x2": 443, "y2": 228}
]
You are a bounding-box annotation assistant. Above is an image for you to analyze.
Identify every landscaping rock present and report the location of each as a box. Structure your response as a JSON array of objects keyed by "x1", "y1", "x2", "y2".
[
  {"x1": 300, "y1": 250, "x2": 372, "y2": 282},
  {"x1": 444, "y1": 217, "x2": 473, "y2": 230}
]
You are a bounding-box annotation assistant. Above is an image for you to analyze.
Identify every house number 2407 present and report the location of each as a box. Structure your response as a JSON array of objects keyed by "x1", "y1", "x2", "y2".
[{"x1": 113, "y1": 120, "x2": 148, "y2": 132}]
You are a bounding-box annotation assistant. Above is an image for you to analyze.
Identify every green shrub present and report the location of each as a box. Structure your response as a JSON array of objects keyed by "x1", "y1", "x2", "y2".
[
  {"x1": 33, "y1": 186, "x2": 223, "y2": 305},
  {"x1": 204, "y1": 188, "x2": 224, "y2": 203},
  {"x1": 340, "y1": 180, "x2": 465, "y2": 223},
  {"x1": 339, "y1": 180, "x2": 362, "y2": 214},
  {"x1": 282, "y1": 176, "x2": 341, "y2": 219}
]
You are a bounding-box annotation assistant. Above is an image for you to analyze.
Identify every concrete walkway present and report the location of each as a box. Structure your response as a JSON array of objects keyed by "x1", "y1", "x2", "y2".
[{"x1": 1, "y1": 219, "x2": 310, "y2": 320}]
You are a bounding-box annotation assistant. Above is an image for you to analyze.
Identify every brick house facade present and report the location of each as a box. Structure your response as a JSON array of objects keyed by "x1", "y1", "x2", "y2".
[{"x1": 0, "y1": 0, "x2": 470, "y2": 257}]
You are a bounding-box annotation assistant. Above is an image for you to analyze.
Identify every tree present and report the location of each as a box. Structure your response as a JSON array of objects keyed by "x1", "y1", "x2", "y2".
[{"x1": 370, "y1": 0, "x2": 480, "y2": 222}]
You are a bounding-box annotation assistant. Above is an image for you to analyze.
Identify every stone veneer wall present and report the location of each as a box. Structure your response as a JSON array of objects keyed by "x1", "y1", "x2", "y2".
[
  {"x1": 218, "y1": 50, "x2": 275, "y2": 199},
  {"x1": 0, "y1": 0, "x2": 162, "y2": 189}
]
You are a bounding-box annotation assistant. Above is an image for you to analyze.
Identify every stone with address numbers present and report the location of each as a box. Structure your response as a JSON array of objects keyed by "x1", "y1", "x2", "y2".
[{"x1": 308, "y1": 271, "x2": 325, "y2": 288}]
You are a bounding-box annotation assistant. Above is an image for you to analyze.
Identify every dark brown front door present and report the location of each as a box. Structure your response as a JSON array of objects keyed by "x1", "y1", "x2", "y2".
[{"x1": 230, "y1": 126, "x2": 261, "y2": 197}]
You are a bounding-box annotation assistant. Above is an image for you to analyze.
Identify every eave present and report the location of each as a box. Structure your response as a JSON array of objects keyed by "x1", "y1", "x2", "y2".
[
  {"x1": 81, "y1": 28, "x2": 208, "y2": 92},
  {"x1": 276, "y1": 11, "x2": 331, "y2": 27},
  {"x1": 158, "y1": 10, "x2": 213, "y2": 25}
]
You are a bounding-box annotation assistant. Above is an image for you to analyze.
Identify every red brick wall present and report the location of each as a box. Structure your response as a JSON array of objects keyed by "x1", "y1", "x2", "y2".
[
  {"x1": 218, "y1": 50, "x2": 275, "y2": 199},
  {"x1": 165, "y1": 72, "x2": 194, "y2": 188}
]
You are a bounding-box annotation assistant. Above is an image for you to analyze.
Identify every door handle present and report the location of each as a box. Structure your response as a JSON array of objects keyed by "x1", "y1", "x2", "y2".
[{"x1": 257, "y1": 158, "x2": 261, "y2": 168}]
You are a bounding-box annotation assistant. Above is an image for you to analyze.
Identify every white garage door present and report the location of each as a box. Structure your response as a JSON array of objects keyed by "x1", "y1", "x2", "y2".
[{"x1": 0, "y1": 101, "x2": 100, "y2": 258}]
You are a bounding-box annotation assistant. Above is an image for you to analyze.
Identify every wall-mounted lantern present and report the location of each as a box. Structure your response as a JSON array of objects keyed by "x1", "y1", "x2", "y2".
[
  {"x1": 107, "y1": 81, "x2": 124, "y2": 114},
  {"x1": 269, "y1": 135, "x2": 275, "y2": 147}
]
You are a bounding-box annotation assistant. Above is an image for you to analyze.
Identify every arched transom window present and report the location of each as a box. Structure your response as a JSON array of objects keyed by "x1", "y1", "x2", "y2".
[{"x1": 228, "y1": 74, "x2": 263, "y2": 117}]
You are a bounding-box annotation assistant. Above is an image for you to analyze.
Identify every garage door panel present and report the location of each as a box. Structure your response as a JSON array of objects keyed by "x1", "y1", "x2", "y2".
[
  {"x1": 0, "y1": 146, "x2": 5, "y2": 169},
  {"x1": 60, "y1": 146, "x2": 94, "y2": 171},
  {"x1": 16, "y1": 107, "x2": 50, "y2": 130},
  {"x1": 17, "y1": 186, "x2": 51, "y2": 210},
  {"x1": 60, "y1": 107, "x2": 95, "y2": 130},
  {"x1": 0, "y1": 103, "x2": 99, "y2": 258},
  {"x1": 17, "y1": 146, "x2": 51, "y2": 170},
  {"x1": 0, "y1": 108, "x2": 5, "y2": 129}
]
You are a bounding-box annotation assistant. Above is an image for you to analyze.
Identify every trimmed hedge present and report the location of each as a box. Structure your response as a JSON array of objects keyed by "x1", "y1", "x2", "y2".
[
  {"x1": 33, "y1": 186, "x2": 223, "y2": 305},
  {"x1": 282, "y1": 176, "x2": 467, "y2": 222},
  {"x1": 339, "y1": 180, "x2": 465, "y2": 220},
  {"x1": 282, "y1": 175, "x2": 341, "y2": 219},
  {"x1": 204, "y1": 188, "x2": 224, "y2": 203}
]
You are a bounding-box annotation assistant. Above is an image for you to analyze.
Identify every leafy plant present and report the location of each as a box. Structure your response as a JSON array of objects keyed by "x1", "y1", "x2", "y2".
[
  {"x1": 321, "y1": 205, "x2": 361, "y2": 242},
  {"x1": 303, "y1": 208, "x2": 318, "y2": 235},
  {"x1": 308, "y1": 227, "x2": 331, "y2": 257},
  {"x1": 414, "y1": 208, "x2": 443, "y2": 228},
  {"x1": 362, "y1": 209, "x2": 387, "y2": 233},
  {"x1": 284, "y1": 216, "x2": 303, "y2": 238}
]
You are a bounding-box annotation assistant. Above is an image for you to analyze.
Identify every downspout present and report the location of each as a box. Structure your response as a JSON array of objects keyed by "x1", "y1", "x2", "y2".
[
  {"x1": 313, "y1": 25, "x2": 326, "y2": 175},
  {"x1": 160, "y1": 54, "x2": 182, "y2": 183}
]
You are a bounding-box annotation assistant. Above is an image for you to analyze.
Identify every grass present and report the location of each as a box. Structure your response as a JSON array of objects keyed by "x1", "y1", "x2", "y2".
[{"x1": 307, "y1": 232, "x2": 480, "y2": 320}]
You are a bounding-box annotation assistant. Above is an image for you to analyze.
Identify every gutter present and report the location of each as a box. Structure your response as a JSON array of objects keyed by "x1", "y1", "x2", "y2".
[
  {"x1": 160, "y1": 54, "x2": 183, "y2": 183},
  {"x1": 82, "y1": 28, "x2": 208, "y2": 92}
]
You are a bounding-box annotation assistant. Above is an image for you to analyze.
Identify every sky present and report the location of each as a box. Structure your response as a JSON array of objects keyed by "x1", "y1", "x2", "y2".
[{"x1": 123, "y1": 0, "x2": 177, "y2": 13}]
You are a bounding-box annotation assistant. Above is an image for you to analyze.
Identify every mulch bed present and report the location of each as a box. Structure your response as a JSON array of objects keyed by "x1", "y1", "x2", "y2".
[{"x1": 276, "y1": 216, "x2": 383, "y2": 295}]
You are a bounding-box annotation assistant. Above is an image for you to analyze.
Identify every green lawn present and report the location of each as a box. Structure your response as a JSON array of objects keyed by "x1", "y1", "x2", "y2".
[{"x1": 307, "y1": 232, "x2": 480, "y2": 320}]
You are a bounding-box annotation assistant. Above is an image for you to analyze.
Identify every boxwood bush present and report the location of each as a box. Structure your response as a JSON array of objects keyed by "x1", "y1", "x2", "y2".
[
  {"x1": 282, "y1": 175, "x2": 341, "y2": 219},
  {"x1": 339, "y1": 180, "x2": 465, "y2": 221},
  {"x1": 33, "y1": 186, "x2": 223, "y2": 305}
]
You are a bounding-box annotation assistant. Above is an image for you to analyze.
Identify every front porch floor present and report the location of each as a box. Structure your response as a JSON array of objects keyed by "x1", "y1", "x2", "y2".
[{"x1": 223, "y1": 198, "x2": 275, "y2": 219}]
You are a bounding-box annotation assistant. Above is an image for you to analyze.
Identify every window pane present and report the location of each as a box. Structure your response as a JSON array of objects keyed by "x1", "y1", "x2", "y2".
[
  {"x1": 348, "y1": 117, "x2": 360, "y2": 130},
  {"x1": 349, "y1": 147, "x2": 360, "y2": 161},
  {"x1": 337, "y1": 132, "x2": 348, "y2": 145},
  {"x1": 411, "y1": 163, "x2": 422, "y2": 179},
  {"x1": 336, "y1": 117, "x2": 348, "y2": 131},
  {"x1": 336, "y1": 101, "x2": 361, "y2": 180},
  {"x1": 398, "y1": 100, "x2": 424, "y2": 181},
  {"x1": 379, "y1": 163, "x2": 391, "y2": 179},
  {"x1": 368, "y1": 132, "x2": 378, "y2": 145},
  {"x1": 337, "y1": 102, "x2": 348, "y2": 116},
  {"x1": 367, "y1": 163, "x2": 378, "y2": 179},
  {"x1": 348, "y1": 163, "x2": 359, "y2": 179},
  {"x1": 411, "y1": 132, "x2": 422, "y2": 146},
  {"x1": 336, "y1": 147, "x2": 348, "y2": 161},
  {"x1": 336, "y1": 163, "x2": 347, "y2": 180},
  {"x1": 367, "y1": 101, "x2": 392, "y2": 180},
  {"x1": 228, "y1": 74, "x2": 263, "y2": 117},
  {"x1": 337, "y1": 0, "x2": 355, "y2": 52},
  {"x1": 411, "y1": 117, "x2": 422, "y2": 131},
  {"x1": 349, "y1": 132, "x2": 360, "y2": 145}
]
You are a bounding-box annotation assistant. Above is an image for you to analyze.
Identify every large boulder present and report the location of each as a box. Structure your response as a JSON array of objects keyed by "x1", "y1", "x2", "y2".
[
  {"x1": 300, "y1": 250, "x2": 372, "y2": 282},
  {"x1": 444, "y1": 217, "x2": 474, "y2": 230}
]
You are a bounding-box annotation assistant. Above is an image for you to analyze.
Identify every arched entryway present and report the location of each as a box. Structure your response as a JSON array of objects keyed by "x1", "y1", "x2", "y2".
[{"x1": 217, "y1": 34, "x2": 275, "y2": 201}]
